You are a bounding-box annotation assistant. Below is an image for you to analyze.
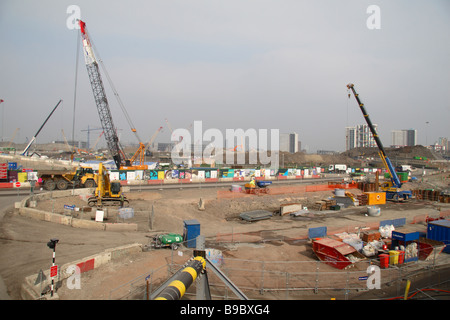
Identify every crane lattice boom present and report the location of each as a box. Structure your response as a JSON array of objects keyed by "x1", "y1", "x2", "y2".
[{"x1": 79, "y1": 20, "x2": 129, "y2": 169}]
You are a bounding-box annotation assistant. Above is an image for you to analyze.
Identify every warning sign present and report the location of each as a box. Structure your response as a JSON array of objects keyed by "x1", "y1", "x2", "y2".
[{"x1": 50, "y1": 265, "x2": 58, "y2": 278}]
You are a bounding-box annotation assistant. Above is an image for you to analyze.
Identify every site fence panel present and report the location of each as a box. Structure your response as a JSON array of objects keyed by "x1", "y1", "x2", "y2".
[{"x1": 109, "y1": 242, "x2": 449, "y2": 300}]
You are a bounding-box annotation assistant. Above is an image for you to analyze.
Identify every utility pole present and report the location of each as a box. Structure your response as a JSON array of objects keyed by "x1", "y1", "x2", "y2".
[{"x1": 0, "y1": 99, "x2": 4, "y2": 142}]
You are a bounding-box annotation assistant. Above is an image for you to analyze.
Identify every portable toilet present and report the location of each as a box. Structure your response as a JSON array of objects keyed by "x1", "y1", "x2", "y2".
[
  {"x1": 183, "y1": 219, "x2": 200, "y2": 248},
  {"x1": 427, "y1": 219, "x2": 450, "y2": 253}
]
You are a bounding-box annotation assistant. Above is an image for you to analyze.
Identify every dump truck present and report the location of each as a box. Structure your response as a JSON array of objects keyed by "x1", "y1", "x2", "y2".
[{"x1": 38, "y1": 166, "x2": 96, "y2": 191}]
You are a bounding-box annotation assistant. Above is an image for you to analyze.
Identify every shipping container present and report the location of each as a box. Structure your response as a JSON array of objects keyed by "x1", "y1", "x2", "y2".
[{"x1": 427, "y1": 220, "x2": 450, "y2": 253}]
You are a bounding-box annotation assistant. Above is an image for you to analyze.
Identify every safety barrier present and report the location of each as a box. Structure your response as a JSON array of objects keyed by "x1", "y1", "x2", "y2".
[{"x1": 21, "y1": 243, "x2": 142, "y2": 300}]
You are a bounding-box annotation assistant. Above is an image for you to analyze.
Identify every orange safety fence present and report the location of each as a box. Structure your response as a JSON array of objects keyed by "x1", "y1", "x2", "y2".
[
  {"x1": 218, "y1": 183, "x2": 359, "y2": 199},
  {"x1": 215, "y1": 221, "x2": 382, "y2": 244},
  {"x1": 326, "y1": 221, "x2": 380, "y2": 237},
  {"x1": 411, "y1": 214, "x2": 429, "y2": 225},
  {"x1": 412, "y1": 209, "x2": 450, "y2": 224},
  {"x1": 440, "y1": 209, "x2": 450, "y2": 218}
]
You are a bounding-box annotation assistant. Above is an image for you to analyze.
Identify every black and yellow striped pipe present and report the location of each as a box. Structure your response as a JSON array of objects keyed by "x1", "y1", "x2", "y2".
[{"x1": 155, "y1": 256, "x2": 206, "y2": 300}]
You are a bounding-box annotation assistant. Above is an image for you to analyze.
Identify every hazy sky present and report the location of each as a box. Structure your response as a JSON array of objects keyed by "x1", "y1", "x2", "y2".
[{"x1": 1, "y1": 0, "x2": 449, "y2": 152}]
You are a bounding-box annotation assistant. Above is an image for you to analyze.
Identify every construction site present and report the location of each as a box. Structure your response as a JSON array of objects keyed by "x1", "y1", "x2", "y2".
[
  {"x1": 1, "y1": 141, "x2": 449, "y2": 301},
  {"x1": 1, "y1": 17, "x2": 449, "y2": 305}
]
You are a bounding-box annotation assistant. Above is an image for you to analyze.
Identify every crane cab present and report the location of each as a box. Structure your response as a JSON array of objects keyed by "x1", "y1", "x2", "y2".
[{"x1": 110, "y1": 181, "x2": 122, "y2": 196}]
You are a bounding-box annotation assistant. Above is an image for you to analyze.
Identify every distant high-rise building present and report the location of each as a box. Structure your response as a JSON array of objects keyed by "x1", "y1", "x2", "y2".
[
  {"x1": 280, "y1": 132, "x2": 298, "y2": 153},
  {"x1": 406, "y1": 129, "x2": 417, "y2": 146},
  {"x1": 345, "y1": 124, "x2": 377, "y2": 150},
  {"x1": 356, "y1": 124, "x2": 377, "y2": 148},
  {"x1": 438, "y1": 137, "x2": 448, "y2": 151},
  {"x1": 345, "y1": 127, "x2": 356, "y2": 151},
  {"x1": 391, "y1": 129, "x2": 417, "y2": 148}
]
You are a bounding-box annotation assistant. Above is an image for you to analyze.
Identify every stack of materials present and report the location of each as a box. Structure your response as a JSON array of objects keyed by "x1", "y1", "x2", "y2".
[
  {"x1": 240, "y1": 210, "x2": 273, "y2": 222},
  {"x1": 332, "y1": 188, "x2": 357, "y2": 208},
  {"x1": 334, "y1": 232, "x2": 364, "y2": 252},
  {"x1": 356, "y1": 194, "x2": 368, "y2": 206},
  {"x1": 362, "y1": 240, "x2": 386, "y2": 257},
  {"x1": 312, "y1": 199, "x2": 337, "y2": 211},
  {"x1": 361, "y1": 230, "x2": 381, "y2": 242}
]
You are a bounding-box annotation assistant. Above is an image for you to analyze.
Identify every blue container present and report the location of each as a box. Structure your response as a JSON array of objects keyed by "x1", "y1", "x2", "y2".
[
  {"x1": 308, "y1": 226, "x2": 327, "y2": 239},
  {"x1": 427, "y1": 220, "x2": 450, "y2": 253},
  {"x1": 183, "y1": 219, "x2": 200, "y2": 248}
]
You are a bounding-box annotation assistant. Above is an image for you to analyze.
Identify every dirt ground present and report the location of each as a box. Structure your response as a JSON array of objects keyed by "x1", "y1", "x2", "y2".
[{"x1": 1, "y1": 170, "x2": 449, "y2": 300}]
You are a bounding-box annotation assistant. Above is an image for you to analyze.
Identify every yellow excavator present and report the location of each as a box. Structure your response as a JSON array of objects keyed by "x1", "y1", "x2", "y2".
[{"x1": 87, "y1": 163, "x2": 129, "y2": 207}]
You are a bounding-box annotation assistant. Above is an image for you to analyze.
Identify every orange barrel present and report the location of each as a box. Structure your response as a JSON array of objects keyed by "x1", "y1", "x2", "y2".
[
  {"x1": 398, "y1": 251, "x2": 405, "y2": 264},
  {"x1": 379, "y1": 254, "x2": 389, "y2": 269}
]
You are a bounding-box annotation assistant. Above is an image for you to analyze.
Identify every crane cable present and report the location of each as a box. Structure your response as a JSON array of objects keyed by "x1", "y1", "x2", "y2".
[
  {"x1": 86, "y1": 27, "x2": 143, "y2": 145},
  {"x1": 71, "y1": 30, "x2": 81, "y2": 162}
]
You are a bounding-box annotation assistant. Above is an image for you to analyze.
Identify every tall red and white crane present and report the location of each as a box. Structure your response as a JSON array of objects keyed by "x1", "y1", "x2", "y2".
[{"x1": 79, "y1": 20, "x2": 147, "y2": 170}]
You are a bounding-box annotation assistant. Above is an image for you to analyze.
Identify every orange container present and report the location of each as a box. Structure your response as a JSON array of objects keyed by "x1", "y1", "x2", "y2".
[
  {"x1": 398, "y1": 251, "x2": 405, "y2": 264},
  {"x1": 365, "y1": 192, "x2": 386, "y2": 205}
]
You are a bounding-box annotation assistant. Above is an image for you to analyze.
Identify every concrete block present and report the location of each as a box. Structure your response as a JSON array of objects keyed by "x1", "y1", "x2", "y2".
[
  {"x1": 108, "y1": 243, "x2": 142, "y2": 260},
  {"x1": 49, "y1": 213, "x2": 72, "y2": 226},
  {"x1": 163, "y1": 179, "x2": 179, "y2": 184},
  {"x1": 19, "y1": 208, "x2": 46, "y2": 220},
  {"x1": 93, "y1": 252, "x2": 112, "y2": 268},
  {"x1": 280, "y1": 203, "x2": 303, "y2": 216},
  {"x1": 104, "y1": 223, "x2": 138, "y2": 232},
  {"x1": 71, "y1": 218, "x2": 105, "y2": 231}
]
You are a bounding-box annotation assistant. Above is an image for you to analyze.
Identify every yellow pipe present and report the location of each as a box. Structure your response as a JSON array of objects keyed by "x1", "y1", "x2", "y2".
[{"x1": 155, "y1": 257, "x2": 206, "y2": 300}]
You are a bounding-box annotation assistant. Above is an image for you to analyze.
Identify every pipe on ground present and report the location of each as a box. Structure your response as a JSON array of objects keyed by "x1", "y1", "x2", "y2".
[{"x1": 155, "y1": 256, "x2": 206, "y2": 300}]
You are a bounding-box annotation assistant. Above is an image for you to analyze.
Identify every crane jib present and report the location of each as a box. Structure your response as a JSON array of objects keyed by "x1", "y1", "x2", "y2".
[
  {"x1": 79, "y1": 20, "x2": 127, "y2": 170},
  {"x1": 347, "y1": 83, "x2": 402, "y2": 189}
]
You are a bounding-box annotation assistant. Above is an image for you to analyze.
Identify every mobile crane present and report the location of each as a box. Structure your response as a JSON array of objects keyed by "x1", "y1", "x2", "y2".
[
  {"x1": 347, "y1": 83, "x2": 412, "y2": 201},
  {"x1": 78, "y1": 20, "x2": 147, "y2": 170}
]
